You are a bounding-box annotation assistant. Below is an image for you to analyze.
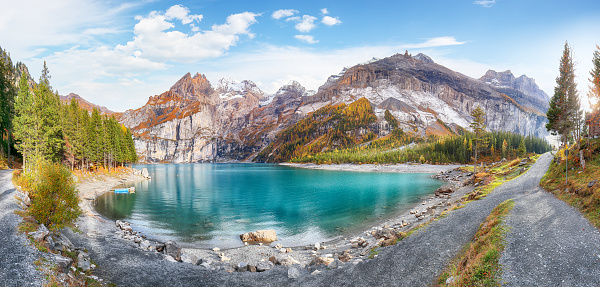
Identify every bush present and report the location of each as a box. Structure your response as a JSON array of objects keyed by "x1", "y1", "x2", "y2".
[{"x1": 27, "y1": 161, "x2": 81, "y2": 231}]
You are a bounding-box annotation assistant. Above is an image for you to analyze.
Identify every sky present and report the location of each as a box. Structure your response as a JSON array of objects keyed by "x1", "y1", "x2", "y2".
[{"x1": 1, "y1": 0, "x2": 599, "y2": 112}]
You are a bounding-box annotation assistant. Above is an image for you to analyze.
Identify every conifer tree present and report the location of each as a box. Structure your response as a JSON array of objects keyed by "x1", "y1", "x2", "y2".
[
  {"x1": 518, "y1": 138, "x2": 526, "y2": 157},
  {"x1": 502, "y1": 139, "x2": 508, "y2": 159},
  {"x1": 589, "y1": 45, "x2": 600, "y2": 110},
  {"x1": 34, "y1": 62, "x2": 63, "y2": 162},
  {"x1": 547, "y1": 42, "x2": 582, "y2": 147},
  {"x1": 469, "y1": 106, "x2": 487, "y2": 173},
  {"x1": 0, "y1": 48, "x2": 16, "y2": 164},
  {"x1": 13, "y1": 75, "x2": 36, "y2": 171}
]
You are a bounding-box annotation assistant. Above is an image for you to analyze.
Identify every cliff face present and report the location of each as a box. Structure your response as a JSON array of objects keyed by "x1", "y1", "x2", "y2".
[
  {"x1": 117, "y1": 73, "x2": 300, "y2": 163},
  {"x1": 117, "y1": 52, "x2": 550, "y2": 163}
]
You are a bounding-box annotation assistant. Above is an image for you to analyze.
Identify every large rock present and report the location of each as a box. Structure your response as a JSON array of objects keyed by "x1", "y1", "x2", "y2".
[
  {"x1": 435, "y1": 185, "x2": 455, "y2": 196},
  {"x1": 77, "y1": 252, "x2": 91, "y2": 271},
  {"x1": 29, "y1": 224, "x2": 49, "y2": 243},
  {"x1": 49, "y1": 233, "x2": 74, "y2": 253},
  {"x1": 239, "y1": 229, "x2": 278, "y2": 244},
  {"x1": 313, "y1": 257, "x2": 334, "y2": 266},
  {"x1": 256, "y1": 261, "x2": 274, "y2": 272},
  {"x1": 165, "y1": 241, "x2": 181, "y2": 261},
  {"x1": 53, "y1": 255, "x2": 73, "y2": 273}
]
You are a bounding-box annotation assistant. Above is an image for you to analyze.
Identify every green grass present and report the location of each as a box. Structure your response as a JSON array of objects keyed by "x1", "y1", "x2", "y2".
[{"x1": 437, "y1": 199, "x2": 515, "y2": 286}]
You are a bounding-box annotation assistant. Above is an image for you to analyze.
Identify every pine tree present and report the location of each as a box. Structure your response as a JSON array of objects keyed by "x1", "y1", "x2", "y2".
[
  {"x1": 589, "y1": 45, "x2": 600, "y2": 110},
  {"x1": 469, "y1": 106, "x2": 487, "y2": 173},
  {"x1": 0, "y1": 47, "x2": 16, "y2": 164},
  {"x1": 518, "y1": 138, "x2": 526, "y2": 157},
  {"x1": 502, "y1": 139, "x2": 508, "y2": 159},
  {"x1": 547, "y1": 42, "x2": 582, "y2": 147},
  {"x1": 34, "y1": 62, "x2": 63, "y2": 162},
  {"x1": 13, "y1": 75, "x2": 36, "y2": 171}
]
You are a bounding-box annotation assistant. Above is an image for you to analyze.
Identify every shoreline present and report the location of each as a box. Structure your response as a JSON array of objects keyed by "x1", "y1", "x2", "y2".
[
  {"x1": 280, "y1": 162, "x2": 465, "y2": 173},
  {"x1": 74, "y1": 163, "x2": 471, "y2": 272}
]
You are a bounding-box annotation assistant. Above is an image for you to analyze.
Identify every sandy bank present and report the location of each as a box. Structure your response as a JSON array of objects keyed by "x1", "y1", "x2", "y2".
[{"x1": 281, "y1": 162, "x2": 464, "y2": 173}]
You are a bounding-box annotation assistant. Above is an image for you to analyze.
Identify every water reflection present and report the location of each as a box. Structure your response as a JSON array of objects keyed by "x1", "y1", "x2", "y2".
[{"x1": 95, "y1": 164, "x2": 443, "y2": 247}]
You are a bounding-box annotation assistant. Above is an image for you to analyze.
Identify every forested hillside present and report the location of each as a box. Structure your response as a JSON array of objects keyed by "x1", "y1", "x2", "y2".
[{"x1": 0, "y1": 47, "x2": 137, "y2": 172}]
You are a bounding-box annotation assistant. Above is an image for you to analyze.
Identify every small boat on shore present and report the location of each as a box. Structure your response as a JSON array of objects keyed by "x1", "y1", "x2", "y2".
[{"x1": 114, "y1": 187, "x2": 135, "y2": 194}]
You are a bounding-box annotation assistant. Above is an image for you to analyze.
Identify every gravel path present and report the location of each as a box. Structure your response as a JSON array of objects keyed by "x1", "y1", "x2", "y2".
[
  {"x1": 500, "y1": 161, "x2": 600, "y2": 286},
  {"x1": 0, "y1": 170, "x2": 46, "y2": 286}
]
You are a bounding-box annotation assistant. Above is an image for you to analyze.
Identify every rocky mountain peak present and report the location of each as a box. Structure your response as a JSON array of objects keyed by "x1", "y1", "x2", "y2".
[
  {"x1": 274, "y1": 80, "x2": 305, "y2": 98},
  {"x1": 480, "y1": 70, "x2": 549, "y2": 103},
  {"x1": 60, "y1": 93, "x2": 113, "y2": 115},
  {"x1": 412, "y1": 53, "x2": 434, "y2": 63},
  {"x1": 169, "y1": 72, "x2": 214, "y2": 101}
]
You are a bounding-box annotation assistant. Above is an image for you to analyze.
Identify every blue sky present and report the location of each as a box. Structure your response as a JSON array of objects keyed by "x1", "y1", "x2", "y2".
[{"x1": 1, "y1": 0, "x2": 599, "y2": 112}]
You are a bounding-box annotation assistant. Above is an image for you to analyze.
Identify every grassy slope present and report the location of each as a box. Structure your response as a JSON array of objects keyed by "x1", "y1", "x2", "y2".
[{"x1": 540, "y1": 139, "x2": 600, "y2": 228}]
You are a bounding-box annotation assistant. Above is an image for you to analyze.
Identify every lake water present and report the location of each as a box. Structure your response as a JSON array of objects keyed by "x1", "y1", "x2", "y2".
[{"x1": 94, "y1": 164, "x2": 443, "y2": 247}]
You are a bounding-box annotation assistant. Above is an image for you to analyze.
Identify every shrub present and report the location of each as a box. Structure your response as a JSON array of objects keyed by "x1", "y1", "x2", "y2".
[{"x1": 27, "y1": 161, "x2": 81, "y2": 231}]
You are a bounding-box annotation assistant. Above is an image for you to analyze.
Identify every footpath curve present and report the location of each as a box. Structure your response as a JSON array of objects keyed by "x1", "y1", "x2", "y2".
[
  {"x1": 0, "y1": 170, "x2": 45, "y2": 286},
  {"x1": 500, "y1": 159, "x2": 600, "y2": 286}
]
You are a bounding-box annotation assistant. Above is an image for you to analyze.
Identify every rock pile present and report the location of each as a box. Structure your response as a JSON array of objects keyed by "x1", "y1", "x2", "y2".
[{"x1": 114, "y1": 220, "x2": 160, "y2": 255}]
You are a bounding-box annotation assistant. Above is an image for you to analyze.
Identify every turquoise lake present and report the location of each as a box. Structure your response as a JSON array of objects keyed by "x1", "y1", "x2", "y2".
[{"x1": 94, "y1": 164, "x2": 443, "y2": 247}]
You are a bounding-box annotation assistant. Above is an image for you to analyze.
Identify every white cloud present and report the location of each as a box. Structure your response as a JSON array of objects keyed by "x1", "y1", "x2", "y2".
[
  {"x1": 165, "y1": 4, "x2": 203, "y2": 24},
  {"x1": 295, "y1": 15, "x2": 317, "y2": 33},
  {"x1": 321, "y1": 8, "x2": 329, "y2": 15},
  {"x1": 474, "y1": 0, "x2": 496, "y2": 7},
  {"x1": 404, "y1": 37, "x2": 466, "y2": 49},
  {"x1": 0, "y1": 0, "x2": 140, "y2": 60},
  {"x1": 285, "y1": 16, "x2": 300, "y2": 22},
  {"x1": 322, "y1": 16, "x2": 341, "y2": 26},
  {"x1": 129, "y1": 9, "x2": 259, "y2": 62},
  {"x1": 295, "y1": 35, "x2": 319, "y2": 44},
  {"x1": 272, "y1": 9, "x2": 298, "y2": 19}
]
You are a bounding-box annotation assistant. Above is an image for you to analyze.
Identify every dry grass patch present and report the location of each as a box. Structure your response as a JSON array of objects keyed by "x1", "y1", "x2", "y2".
[{"x1": 437, "y1": 199, "x2": 515, "y2": 286}]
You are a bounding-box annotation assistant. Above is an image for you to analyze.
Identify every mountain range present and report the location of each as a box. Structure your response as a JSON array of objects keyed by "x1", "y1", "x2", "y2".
[
  {"x1": 108, "y1": 52, "x2": 549, "y2": 163},
  {"x1": 15, "y1": 52, "x2": 551, "y2": 163}
]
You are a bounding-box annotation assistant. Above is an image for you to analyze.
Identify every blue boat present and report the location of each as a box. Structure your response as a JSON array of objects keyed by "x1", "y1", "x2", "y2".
[{"x1": 114, "y1": 188, "x2": 130, "y2": 194}]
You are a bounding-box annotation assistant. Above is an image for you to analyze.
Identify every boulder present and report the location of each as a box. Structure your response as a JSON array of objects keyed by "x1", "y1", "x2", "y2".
[
  {"x1": 288, "y1": 267, "x2": 300, "y2": 279},
  {"x1": 140, "y1": 240, "x2": 151, "y2": 251},
  {"x1": 155, "y1": 243, "x2": 165, "y2": 252},
  {"x1": 313, "y1": 257, "x2": 334, "y2": 266},
  {"x1": 53, "y1": 255, "x2": 73, "y2": 273},
  {"x1": 77, "y1": 252, "x2": 91, "y2": 271},
  {"x1": 373, "y1": 228, "x2": 396, "y2": 240},
  {"x1": 268, "y1": 256, "x2": 278, "y2": 265},
  {"x1": 50, "y1": 233, "x2": 74, "y2": 253},
  {"x1": 237, "y1": 262, "x2": 248, "y2": 272},
  {"x1": 589, "y1": 180, "x2": 598, "y2": 188},
  {"x1": 239, "y1": 230, "x2": 278, "y2": 244},
  {"x1": 279, "y1": 256, "x2": 300, "y2": 266},
  {"x1": 164, "y1": 241, "x2": 181, "y2": 261},
  {"x1": 248, "y1": 265, "x2": 257, "y2": 272},
  {"x1": 30, "y1": 224, "x2": 49, "y2": 243},
  {"x1": 256, "y1": 261, "x2": 274, "y2": 272},
  {"x1": 314, "y1": 242, "x2": 321, "y2": 250},
  {"x1": 338, "y1": 250, "x2": 353, "y2": 262},
  {"x1": 435, "y1": 185, "x2": 455, "y2": 196}
]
